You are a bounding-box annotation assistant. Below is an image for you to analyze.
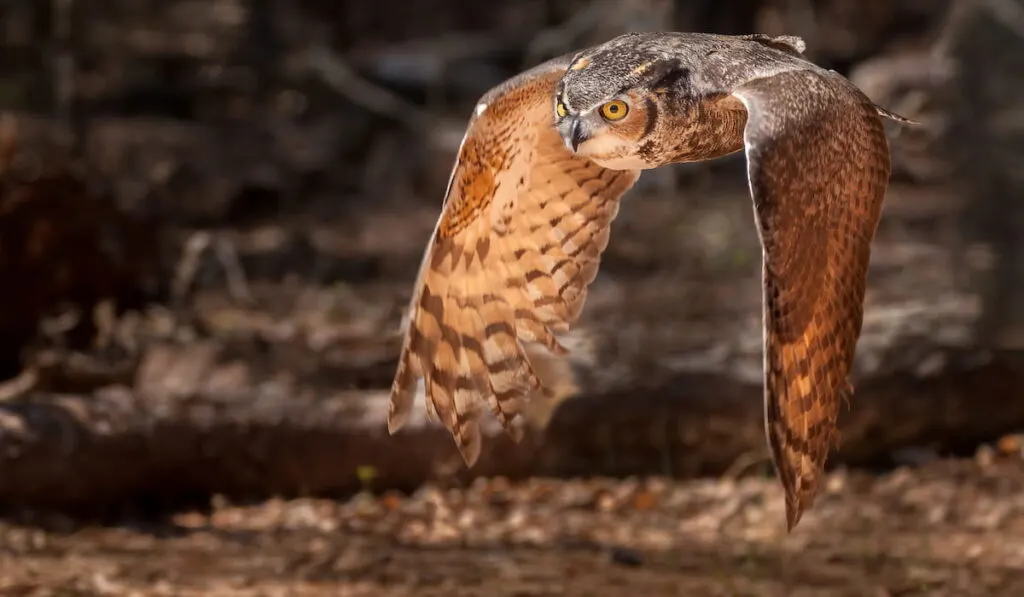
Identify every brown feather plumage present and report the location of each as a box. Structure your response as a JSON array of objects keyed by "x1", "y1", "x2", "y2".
[
  {"x1": 733, "y1": 69, "x2": 891, "y2": 530},
  {"x1": 388, "y1": 57, "x2": 639, "y2": 464},
  {"x1": 388, "y1": 32, "x2": 913, "y2": 531}
]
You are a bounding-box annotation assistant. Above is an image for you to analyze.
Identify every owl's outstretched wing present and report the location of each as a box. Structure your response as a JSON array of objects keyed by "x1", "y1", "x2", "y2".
[
  {"x1": 732, "y1": 68, "x2": 891, "y2": 531},
  {"x1": 388, "y1": 56, "x2": 641, "y2": 464}
]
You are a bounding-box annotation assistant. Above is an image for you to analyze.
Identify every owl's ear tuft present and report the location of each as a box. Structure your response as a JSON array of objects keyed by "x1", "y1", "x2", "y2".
[
  {"x1": 740, "y1": 34, "x2": 807, "y2": 57},
  {"x1": 643, "y1": 59, "x2": 689, "y2": 93}
]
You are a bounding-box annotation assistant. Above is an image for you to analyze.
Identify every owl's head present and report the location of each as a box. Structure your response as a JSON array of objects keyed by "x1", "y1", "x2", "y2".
[
  {"x1": 553, "y1": 38, "x2": 694, "y2": 171},
  {"x1": 553, "y1": 33, "x2": 750, "y2": 170}
]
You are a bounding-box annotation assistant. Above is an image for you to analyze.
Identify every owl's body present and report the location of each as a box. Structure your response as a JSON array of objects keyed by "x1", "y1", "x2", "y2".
[{"x1": 387, "y1": 32, "x2": 914, "y2": 531}]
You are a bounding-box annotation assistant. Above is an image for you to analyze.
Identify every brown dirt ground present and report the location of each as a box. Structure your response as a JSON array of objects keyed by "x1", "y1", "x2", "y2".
[{"x1": 3, "y1": 455, "x2": 1024, "y2": 597}]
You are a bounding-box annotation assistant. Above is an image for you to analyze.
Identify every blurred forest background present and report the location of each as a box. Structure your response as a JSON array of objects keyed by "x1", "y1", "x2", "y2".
[{"x1": 1, "y1": 0, "x2": 1024, "y2": 595}]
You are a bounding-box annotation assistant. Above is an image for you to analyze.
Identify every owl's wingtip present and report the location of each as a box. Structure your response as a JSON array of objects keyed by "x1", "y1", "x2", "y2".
[
  {"x1": 386, "y1": 414, "x2": 406, "y2": 435},
  {"x1": 455, "y1": 423, "x2": 483, "y2": 467},
  {"x1": 784, "y1": 498, "x2": 805, "y2": 532},
  {"x1": 386, "y1": 387, "x2": 412, "y2": 435},
  {"x1": 782, "y1": 477, "x2": 822, "y2": 532}
]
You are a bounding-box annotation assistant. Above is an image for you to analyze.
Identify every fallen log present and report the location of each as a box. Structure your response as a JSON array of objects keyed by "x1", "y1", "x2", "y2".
[{"x1": 0, "y1": 340, "x2": 1021, "y2": 516}]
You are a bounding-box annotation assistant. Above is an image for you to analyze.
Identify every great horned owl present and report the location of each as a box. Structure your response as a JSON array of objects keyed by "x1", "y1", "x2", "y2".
[{"x1": 387, "y1": 32, "x2": 914, "y2": 531}]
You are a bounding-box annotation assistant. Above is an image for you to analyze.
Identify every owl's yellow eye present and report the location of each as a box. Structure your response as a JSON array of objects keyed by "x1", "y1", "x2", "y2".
[
  {"x1": 599, "y1": 100, "x2": 629, "y2": 121},
  {"x1": 555, "y1": 101, "x2": 568, "y2": 118}
]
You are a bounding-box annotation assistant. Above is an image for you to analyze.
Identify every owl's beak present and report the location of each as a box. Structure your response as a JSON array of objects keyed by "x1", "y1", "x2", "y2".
[{"x1": 565, "y1": 117, "x2": 590, "y2": 153}]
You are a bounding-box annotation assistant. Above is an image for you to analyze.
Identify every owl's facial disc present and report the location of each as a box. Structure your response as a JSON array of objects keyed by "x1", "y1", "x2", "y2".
[{"x1": 555, "y1": 93, "x2": 652, "y2": 170}]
